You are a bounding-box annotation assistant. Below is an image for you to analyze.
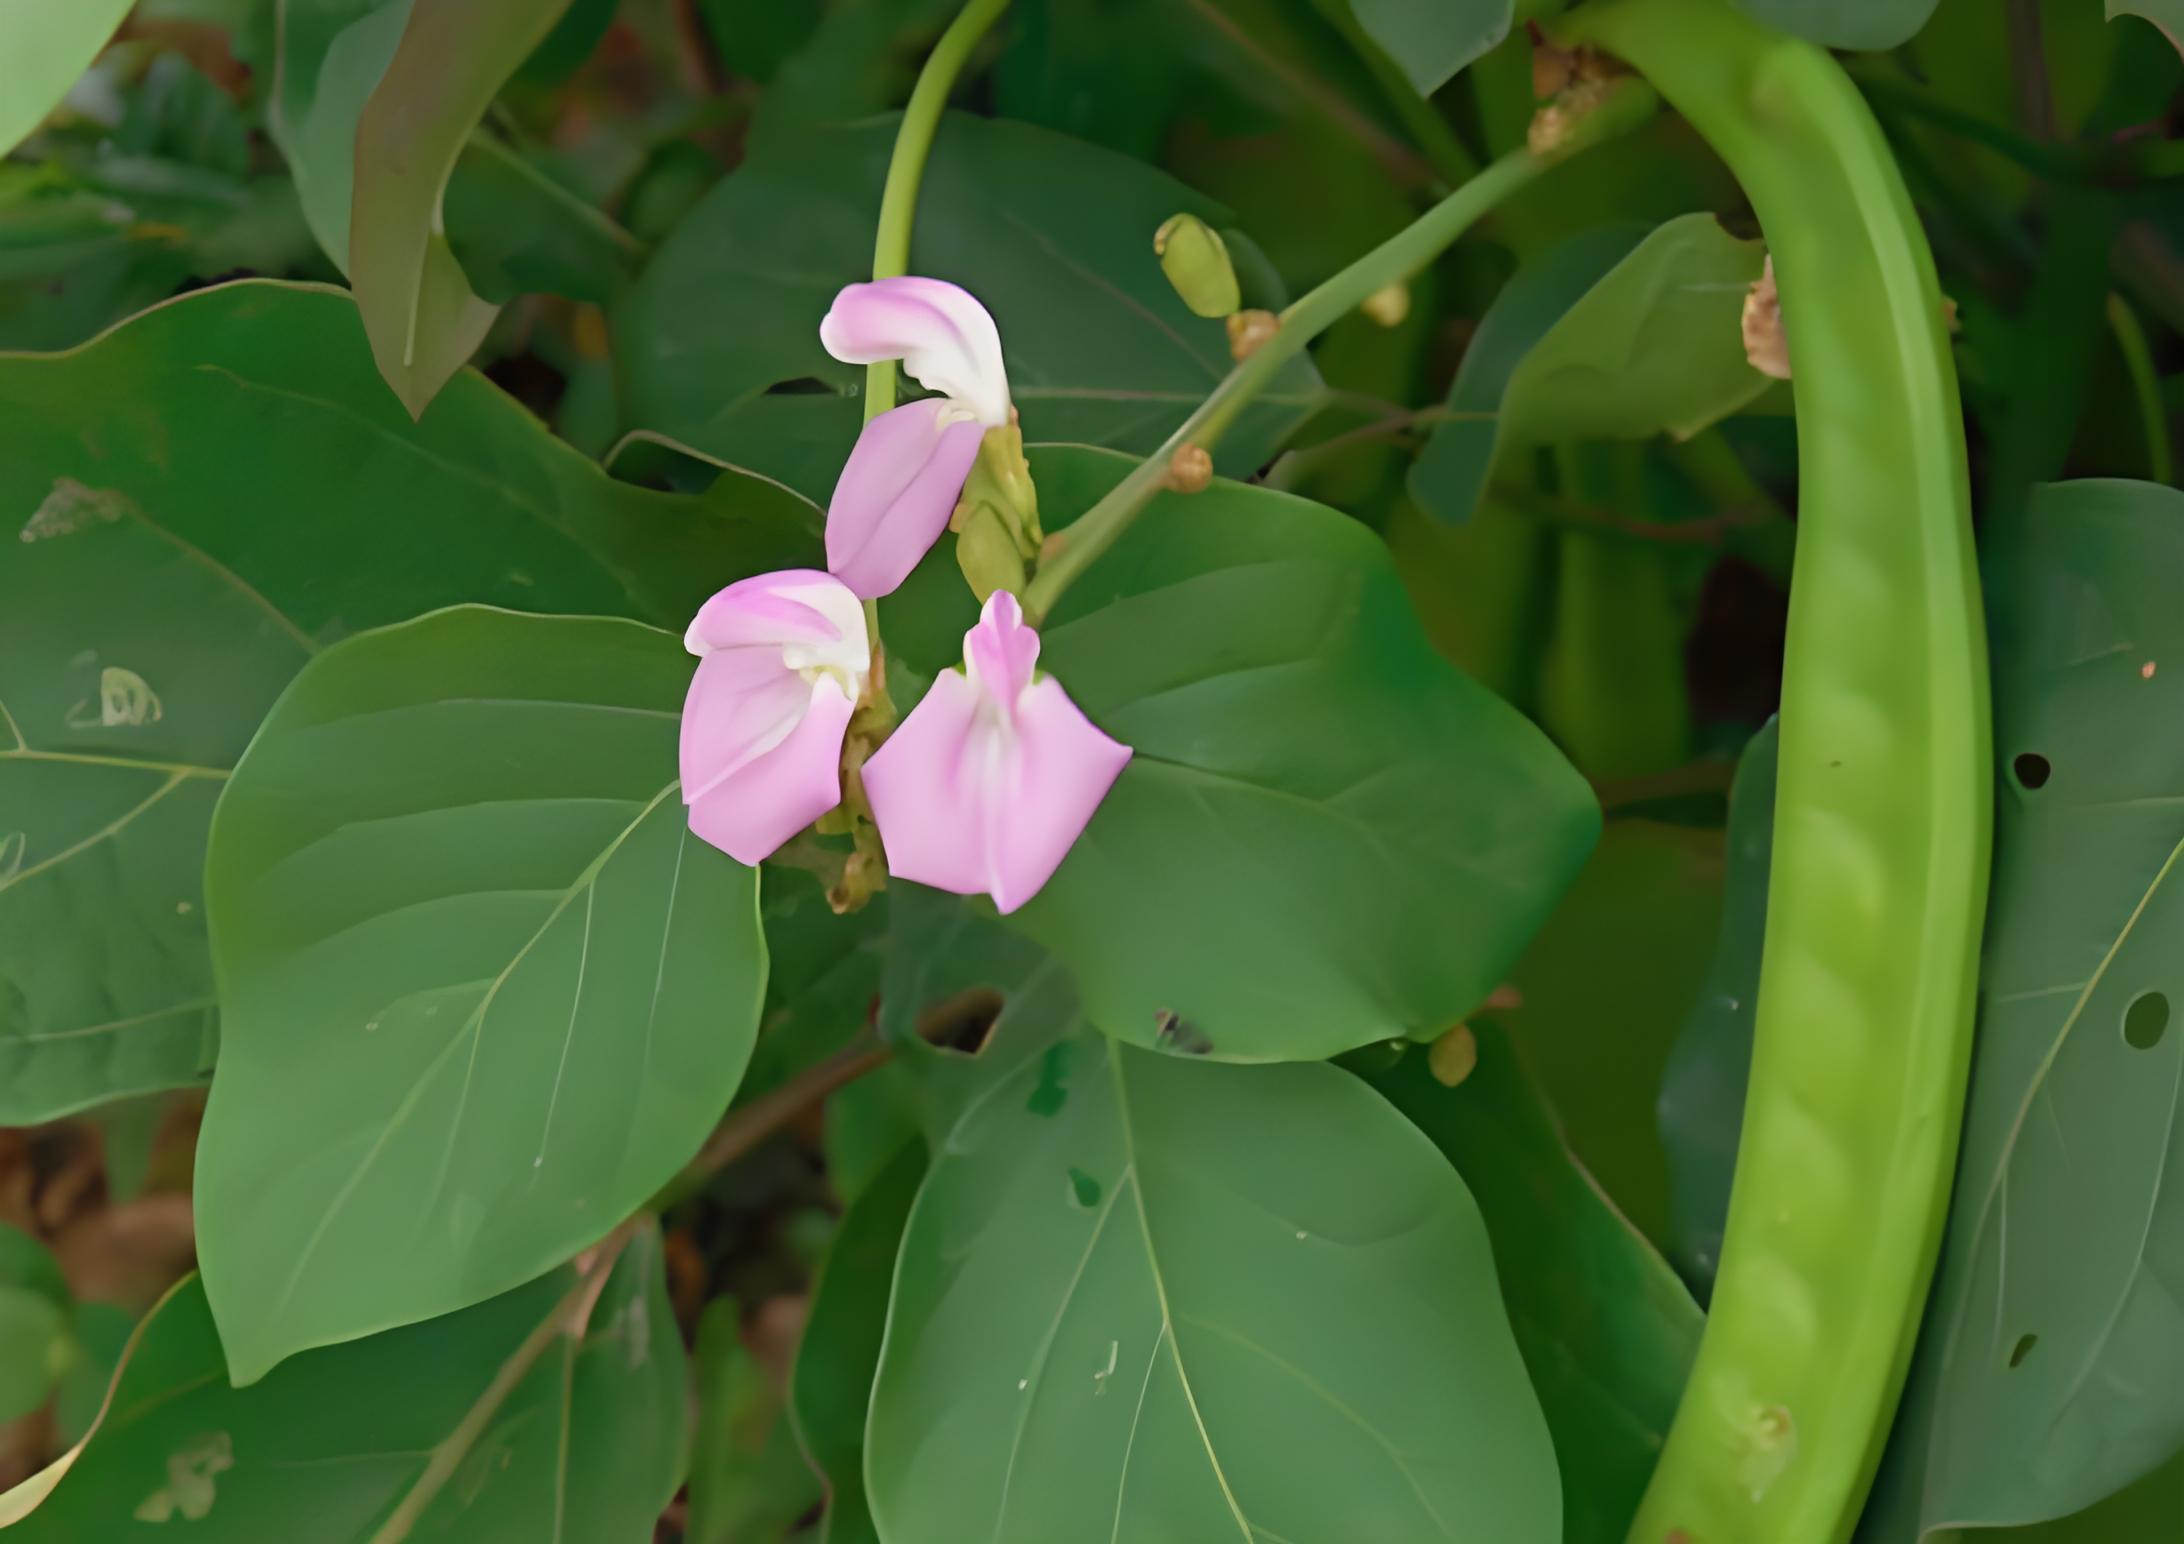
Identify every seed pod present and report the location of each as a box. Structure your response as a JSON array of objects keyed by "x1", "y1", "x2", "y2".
[{"x1": 1153, "y1": 213, "x2": 1241, "y2": 319}]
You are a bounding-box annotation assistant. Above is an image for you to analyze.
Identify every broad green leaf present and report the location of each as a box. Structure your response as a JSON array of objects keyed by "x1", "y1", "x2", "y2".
[
  {"x1": 1332, "y1": 0, "x2": 1511, "y2": 95},
  {"x1": 741, "y1": 866, "x2": 888, "y2": 1107},
  {"x1": 6, "y1": 1226, "x2": 684, "y2": 1539},
  {"x1": 617, "y1": 113, "x2": 1323, "y2": 503},
  {"x1": 1659, "y1": 717, "x2": 1777, "y2": 1293},
  {"x1": 0, "y1": 1223, "x2": 72, "y2": 1423},
  {"x1": 866, "y1": 1030, "x2": 1560, "y2": 1543},
  {"x1": 687, "y1": 1298, "x2": 826, "y2": 1544},
  {"x1": 348, "y1": 0, "x2": 579, "y2": 415},
  {"x1": 0, "y1": 1, "x2": 134, "y2": 157},
  {"x1": 1734, "y1": 0, "x2": 1940, "y2": 49},
  {"x1": 2110, "y1": 1, "x2": 2184, "y2": 57},
  {"x1": 54, "y1": 1302, "x2": 135, "y2": 1448},
  {"x1": 0, "y1": 281, "x2": 811, "y2": 1125},
  {"x1": 196, "y1": 607, "x2": 765, "y2": 1383},
  {"x1": 1368, "y1": 1026, "x2": 1703, "y2": 1544},
  {"x1": 1882, "y1": 481, "x2": 2184, "y2": 1531},
  {"x1": 791, "y1": 1143, "x2": 926, "y2": 1544},
  {"x1": 966, "y1": 448, "x2": 1598, "y2": 1062},
  {"x1": 1411, "y1": 216, "x2": 1770, "y2": 525},
  {"x1": 1498, "y1": 820, "x2": 1728, "y2": 1244}
]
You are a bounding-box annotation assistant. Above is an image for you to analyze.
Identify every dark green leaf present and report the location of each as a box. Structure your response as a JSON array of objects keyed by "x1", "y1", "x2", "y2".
[
  {"x1": 986, "y1": 448, "x2": 1598, "y2": 1062},
  {"x1": 0, "y1": 282, "x2": 809, "y2": 1125},
  {"x1": 350, "y1": 0, "x2": 580, "y2": 414},
  {"x1": 688, "y1": 1297, "x2": 826, "y2": 1544},
  {"x1": 1659, "y1": 717, "x2": 1777, "y2": 1293},
  {"x1": 1881, "y1": 481, "x2": 2184, "y2": 1531},
  {"x1": 1331, "y1": 0, "x2": 1511, "y2": 95},
  {"x1": 2109, "y1": 3, "x2": 2184, "y2": 58},
  {"x1": 0, "y1": 1223, "x2": 71, "y2": 1423},
  {"x1": 617, "y1": 114, "x2": 1323, "y2": 503},
  {"x1": 1368, "y1": 1026, "x2": 1703, "y2": 1544},
  {"x1": 1735, "y1": 0, "x2": 1940, "y2": 50},
  {"x1": 195, "y1": 608, "x2": 764, "y2": 1382},
  {"x1": 867, "y1": 1030, "x2": 1560, "y2": 1542},
  {"x1": 5, "y1": 1226, "x2": 684, "y2": 1539},
  {"x1": 1410, "y1": 216, "x2": 1769, "y2": 525},
  {"x1": 791, "y1": 1143, "x2": 926, "y2": 1544}
]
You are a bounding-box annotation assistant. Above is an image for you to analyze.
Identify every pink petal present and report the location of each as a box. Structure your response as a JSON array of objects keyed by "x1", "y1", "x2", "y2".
[
  {"x1": 824, "y1": 400, "x2": 984, "y2": 599},
  {"x1": 987, "y1": 679, "x2": 1132, "y2": 912},
  {"x1": 964, "y1": 590, "x2": 1040, "y2": 707},
  {"x1": 687, "y1": 676, "x2": 856, "y2": 866},
  {"x1": 684, "y1": 569, "x2": 864, "y2": 656},
  {"x1": 679, "y1": 648, "x2": 811, "y2": 802},
  {"x1": 819, "y1": 277, "x2": 1011, "y2": 428},
  {"x1": 863, "y1": 651, "x2": 1130, "y2": 915}
]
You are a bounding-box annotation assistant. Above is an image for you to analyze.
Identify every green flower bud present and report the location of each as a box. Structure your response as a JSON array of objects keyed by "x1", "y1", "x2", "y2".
[
  {"x1": 954, "y1": 501, "x2": 1029, "y2": 604},
  {"x1": 1153, "y1": 213, "x2": 1241, "y2": 319}
]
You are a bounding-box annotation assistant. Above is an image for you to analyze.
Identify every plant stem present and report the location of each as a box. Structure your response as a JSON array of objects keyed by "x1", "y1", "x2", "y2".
[
  {"x1": 1021, "y1": 83, "x2": 1658, "y2": 623},
  {"x1": 2106, "y1": 291, "x2": 2174, "y2": 485},
  {"x1": 863, "y1": 0, "x2": 1013, "y2": 421}
]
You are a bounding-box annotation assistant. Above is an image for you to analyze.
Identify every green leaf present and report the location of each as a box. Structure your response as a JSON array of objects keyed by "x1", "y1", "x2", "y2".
[
  {"x1": 1333, "y1": 0, "x2": 1511, "y2": 95},
  {"x1": 983, "y1": 447, "x2": 1598, "y2": 1062},
  {"x1": 195, "y1": 607, "x2": 765, "y2": 1383},
  {"x1": 791, "y1": 1143, "x2": 926, "y2": 1544},
  {"x1": 0, "y1": 281, "x2": 809, "y2": 1125},
  {"x1": 687, "y1": 1298, "x2": 826, "y2": 1544},
  {"x1": 2110, "y1": 2, "x2": 2184, "y2": 58},
  {"x1": 1497, "y1": 820, "x2": 1729, "y2": 1245},
  {"x1": 1659, "y1": 717, "x2": 1777, "y2": 1293},
  {"x1": 866, "y1": 1030, "x2": 1560, "y2": 1543},
  {"x1": 0, "y1": 1223, "x2": 72, "y2": 1423},
  {"x1": 54, "y1": 1302, "x2": 135, "y2": 1448},
  {"x1": 1880, "y1": 481, "x2": 2184, "y2": 1531},
  {"x1": 617, "y1": 114, "x2": 1323, "y2": 503},
  {"x1": 1734, "y1": 0, "x2": 1940, "y2": 49},
  {"x1": 0, "y1": 1, "x2": 134, "y2": 156},
  {"x1": 349, "y1": 0, "x2": 579, "y2": 414},
  {"x1": 1411, "y1": 216, "x2": 1770, "y2": 524},
  {"x1": 6, "y1": 1225, "x2": 685, "y2": 1539},
  {"x1": 1367, "y1": 1025, "x2": 1703, "y2": 1544}
]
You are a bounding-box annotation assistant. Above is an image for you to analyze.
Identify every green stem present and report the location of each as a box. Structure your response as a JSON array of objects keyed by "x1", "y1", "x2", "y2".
[
  {"x1": 2106, "y1": 291, "x2": 2174, "y2": 485},
  {"x1": 863, "y1": 0, "x2": 1012, "y2": 421},
  {"x1": 1021, "y1": 81, "x2": 1657, "y2": 623}
]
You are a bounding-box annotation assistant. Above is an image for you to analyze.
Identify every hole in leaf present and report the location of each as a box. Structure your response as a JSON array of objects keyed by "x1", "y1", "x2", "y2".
[
  {"x1": 2012, "y1": 752, "x2": 2051, "y2": 791},
  {"x1": 2124, "y1": 991, "x2": 2170, "y2": 1051},
  {"x1": 2008, "y1": 1332, "x2": 2038, "y2": 1368}
]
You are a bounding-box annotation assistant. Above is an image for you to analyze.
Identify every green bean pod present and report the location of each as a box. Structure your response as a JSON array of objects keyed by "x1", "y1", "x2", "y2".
[{"x1": 1557, "y1": 2, "x2": 1992, "y2": 1540}]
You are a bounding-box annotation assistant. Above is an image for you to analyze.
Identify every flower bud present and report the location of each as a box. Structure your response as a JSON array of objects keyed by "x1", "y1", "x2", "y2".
[
  {"x1": 1154, "y1": 212, "x2": 1242, "y2": 319},
  {"x1": 1226, "y1": 308, "x2": 1279, "y2": 361},
  {"x1": 1361, "y1": 282, "x2": 1411, "y2": 328},
  {"x1": 954, "y1": 501, "x2": 1028, "y2": 604}
]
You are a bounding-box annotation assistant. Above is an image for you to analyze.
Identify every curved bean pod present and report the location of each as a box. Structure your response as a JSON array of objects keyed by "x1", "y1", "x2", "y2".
[{"x1": 1557, "y1": 2, "x2": 1993, "y2": 1539}]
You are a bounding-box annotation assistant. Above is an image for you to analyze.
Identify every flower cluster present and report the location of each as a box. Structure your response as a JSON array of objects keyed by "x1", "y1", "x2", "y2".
[{"x1": 679, "y1": 278, "x2": 1129, "y2": 913}]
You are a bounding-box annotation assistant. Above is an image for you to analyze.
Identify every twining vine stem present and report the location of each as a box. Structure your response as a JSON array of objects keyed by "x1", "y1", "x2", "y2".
[
  {"x1": 1020, "y1": 80, "x2": 1660, "y2": 624},
  {"x1": 863, "y1": 0, "x2": 1014, "y2": 421}
]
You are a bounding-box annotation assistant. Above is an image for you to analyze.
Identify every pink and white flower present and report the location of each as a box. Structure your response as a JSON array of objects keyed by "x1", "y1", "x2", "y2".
[
  {"x1": 818, "y1": 277, "x2": 1012, "y2": 598},
  {"x1": 679, "y1": 570, "x2": 869, "y2": 865},
  {"x1": 862, "y1": 591, "x2": 1129, "y2": 914}
]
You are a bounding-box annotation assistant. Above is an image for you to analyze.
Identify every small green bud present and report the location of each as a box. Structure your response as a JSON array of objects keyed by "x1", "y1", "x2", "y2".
[
  {"x1": 954, "y1": 501, "x2": 1028, "y2": 604},
  {"x1": 1153, "y1": 213, "x2": 1242, "y2": 319},
  {"x1": 957, "y1": 421, "x2": 1042, "y2": 557}
]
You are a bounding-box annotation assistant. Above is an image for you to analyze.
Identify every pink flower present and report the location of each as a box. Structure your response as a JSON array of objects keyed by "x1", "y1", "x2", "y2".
[
  {"x1": 819, "y1": 277, "x2": 1012, "y2": 598},
  {"x1": 680, "y1": 570, "x2": 870, "y2": 865},
  {"x1": 862, "y1": 591, "x2": 1130, "y2": 914}
]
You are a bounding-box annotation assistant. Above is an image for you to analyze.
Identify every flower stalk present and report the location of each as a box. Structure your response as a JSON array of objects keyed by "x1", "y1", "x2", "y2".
[
  {"x1": 863, "y1": 0, "x2": 1014, "y2": 420},
  {"x1": 1020, "y1": 77, "x2": 1659, "y2": 623}
]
